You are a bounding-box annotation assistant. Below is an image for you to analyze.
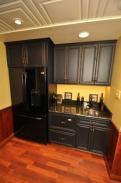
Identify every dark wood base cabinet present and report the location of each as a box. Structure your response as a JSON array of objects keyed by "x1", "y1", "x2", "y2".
[{"x1": 49, "y1": 112, "x2": 111, "y2": 155}]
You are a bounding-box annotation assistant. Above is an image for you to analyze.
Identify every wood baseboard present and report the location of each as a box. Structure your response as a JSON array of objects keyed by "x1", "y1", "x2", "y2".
[
  {"x1": 0, "y1": 133, "x2": 14, "y2": 147},
  {"x1": 110, "y1": 173, "x2": 121, "y2": 181}
]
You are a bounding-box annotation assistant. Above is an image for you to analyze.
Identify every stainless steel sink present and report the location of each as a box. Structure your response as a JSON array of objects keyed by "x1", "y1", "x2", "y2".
[{"x1": 85, "y1": 108, "x2": 99, "y2": 117}]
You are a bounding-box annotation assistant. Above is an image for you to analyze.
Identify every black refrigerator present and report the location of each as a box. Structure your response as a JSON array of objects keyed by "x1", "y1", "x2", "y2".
[{"x1": 9, "y1": 67, "x2": 48, "y2": 143}]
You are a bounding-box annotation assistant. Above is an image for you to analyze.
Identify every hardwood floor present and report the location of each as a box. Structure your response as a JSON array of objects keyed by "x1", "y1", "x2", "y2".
[{"x1": 0, "y1": 138, "x2": 119, "y2": 183}]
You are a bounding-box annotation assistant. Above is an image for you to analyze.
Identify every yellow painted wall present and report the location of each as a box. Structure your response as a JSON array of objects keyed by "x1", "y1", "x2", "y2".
[
  {"x1": 105, "y1": 38, "x2": 121, "y2": 131},
  {"x1": 57, "y1": 84, "x2": 106, "y2": 102},
  {"x1": 0, "y1": 42, "x2": 11, "y2": 109}
]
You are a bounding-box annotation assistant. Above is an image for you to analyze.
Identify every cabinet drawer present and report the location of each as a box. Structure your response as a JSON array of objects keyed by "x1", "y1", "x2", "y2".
[
  {"x1": 77, "y1": 116, "x2": 91, "y2": 126},
  {"x1": 49, "y1": 113, "x2": 76, "y2": 131},
  {"x1": 49, "y1": 129, "x2": 76, "y2": 147},
  {"x1": 92, "y1": 119, "x2": 111, "y2": 128}
]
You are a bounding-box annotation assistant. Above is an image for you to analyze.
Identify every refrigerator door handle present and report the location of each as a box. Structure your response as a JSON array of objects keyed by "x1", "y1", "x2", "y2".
[
  {"x1": 24, "y1": 72, "x2": 27, "y2": 87},
  {"x1": 35, "y1": 117, "x2": 42, "y2": 120},
  {"x1": 22, "y1": 72, "x2": 24, "y2": 85}
]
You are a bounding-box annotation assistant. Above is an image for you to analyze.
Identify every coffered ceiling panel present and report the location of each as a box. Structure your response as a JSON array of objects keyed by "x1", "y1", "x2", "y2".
[
  {"x1": 41, "y1": 0, "x2": 81, "y2": 23},
  {"x1": 0, "y1": 0, "x2": 121, "y2": 43},
  {"x1": 0, "y1": 9, "x2": 36, "y2": 30}
]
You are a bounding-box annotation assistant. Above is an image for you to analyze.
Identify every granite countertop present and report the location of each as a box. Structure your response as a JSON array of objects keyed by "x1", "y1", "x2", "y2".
[{"x1": 49, "y1": 103, "x2": 112, "y2": 120}]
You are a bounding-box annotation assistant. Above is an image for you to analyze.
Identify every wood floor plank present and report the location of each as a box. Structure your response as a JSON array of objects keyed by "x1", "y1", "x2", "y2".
[{"x1": 0, "y1": 137, "x2": 119, "y2": 183}]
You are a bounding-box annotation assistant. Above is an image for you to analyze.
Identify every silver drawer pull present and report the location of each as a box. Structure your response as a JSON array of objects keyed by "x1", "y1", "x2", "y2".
[
  {"x1": 61, "y1": 121, "x2": 66, "y2": 124},
  {"x1": 68, "y1": 118, "x2": 72, "y2": 122},
  {"x1": 60, "y1": 137, "x2": 65, "y2": 141}
]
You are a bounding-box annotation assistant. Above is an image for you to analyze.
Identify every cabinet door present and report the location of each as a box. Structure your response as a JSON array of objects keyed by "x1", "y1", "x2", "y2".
[
  {"x1": 80, "y1": 44, "x2": 98, "y2": 84},
  {"x1": 66, "y1": 46, "x2": 80, "y2": 83},
  {"x1": 95, "y1": 43, "x2": 115, "y2": 85},
  {"x1": 90, "y1": 127, "x2": 109, "y2": 155},
  {"x1": 27, "y1": 41, "x2": 44, "y2": 67},
  {"x1": 76, "y1": 123, "x2": 91, "y2": 151},
  {"x1": 9, "y1": 68, "x2": 25, "y2": 106},
  {"x1": 54, "y1": 47, "x2": 66, "y2": 83},
  {"x1": 6, "y1": 43, "x2": 24, "y2": 67}
]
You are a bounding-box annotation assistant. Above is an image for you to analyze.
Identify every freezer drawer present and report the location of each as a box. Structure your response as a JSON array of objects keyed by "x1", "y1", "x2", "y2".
[{"x1": 14, "y1": 114, "x2": 47, "y2": 144}]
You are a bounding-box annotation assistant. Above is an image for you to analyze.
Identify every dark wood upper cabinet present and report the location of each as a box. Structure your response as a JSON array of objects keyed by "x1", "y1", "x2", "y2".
[
  {"x1": 5, "y1": 38, "x2": 54, "y2": 69},
  {"x1": 6, "y1": 43, "x2": 24, "y2": 67},
  {"x1": 67, "y1": 46, "x2": 80, "y2": 83},
  {"x1": 80, "y1": 44, "x2": 98, "y2": 84},
  {"x1": 95, "y1": 43, "x2": 115, "y2": 85},
  {"x1": 54, "y1": 46, "x2": 66, "y2": 83},
  {"x1": 26, "y1": 41, "x2": 44, "y2": 67},
  {"x1": 54, "y1": 41, "x2": 116, "y2": 85},
  {"x1": 54, "y1": 46, "x2": 80, "y2": 83}
]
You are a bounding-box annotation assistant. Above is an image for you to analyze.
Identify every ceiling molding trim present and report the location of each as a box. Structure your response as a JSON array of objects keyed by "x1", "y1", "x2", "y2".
[
  {"x1": 23, "y1": 0, "x2": 47, "y2": 25},
  {"x1": 102, "y1": 0, "x2": 109, "y2": 17},
  {"x1": 0, "y1": 19, "x2": 14, "y2": 30},
  {"x1": 0, "y1": 0, "x2": 43, "y2": 27},
  {"x1": 0, "y1": 23, "x2": 8, "y2": 32},
  {"x1": 0, "y1": 7, "x2": 36, "y2": 27},
  {"x1": 32, "y1": 0, "x2": 52, "y2": 24},
  {"x1": 95, "y1": 0, "x2": 101, "y2": 18},
  {"x1": 20, "y1": 0, "x2": 42, "y2": 26},
  {"x1": 40, "y1": 3, "x2": 53, "y2": 24},
  {"x1": 1, "y1": 16, "x2": 121, "y2": 35}
]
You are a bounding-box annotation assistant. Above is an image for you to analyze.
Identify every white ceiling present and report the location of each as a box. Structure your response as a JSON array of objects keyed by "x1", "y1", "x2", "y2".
[{"x1": 0, "y1": 0, "x2": 121, "y2": 43}]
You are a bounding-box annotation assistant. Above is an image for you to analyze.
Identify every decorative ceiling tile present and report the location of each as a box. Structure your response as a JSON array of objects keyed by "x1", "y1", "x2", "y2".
[
  {"x1": 41, "y1": 0, "x2": 81, "y2": 23},
  {"x1": 0, "y1": 0, "x2": 121, "y2": 42}
]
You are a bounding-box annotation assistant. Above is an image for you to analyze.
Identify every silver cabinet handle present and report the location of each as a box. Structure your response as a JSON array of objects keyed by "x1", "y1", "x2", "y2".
[
  {"x1": 61, "y1": 121, "x2": 66, "y2": 124},
  {"x1": 60, "y1": 137, "x2": 65, "y2": 141},
  {"x1": 68, "y1": 118, "x2": 72, "y2": 122},
  {"x1": 24, "y1": 72, "x2": 27, "y2": 86},
  {"x1": 22, "y1": 72, "x2": 24, "y2": 85}
]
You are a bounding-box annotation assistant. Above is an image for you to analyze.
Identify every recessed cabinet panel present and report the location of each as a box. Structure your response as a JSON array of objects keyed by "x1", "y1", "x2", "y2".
[
  {"x1": 67, "y1": 47, "x2": 80, "y2": 83},
  {"x1": 54, "y1": 47, "x2": 66, "y2": 83},
  {"x1": 76, "y1": 124, "x2": 91, "y2": 151},
  {"x1": 80, "y1": 45, "x2": 97, "y2": 84},
  {"x1": 90, "y1": 127, "x2": 109, "y2": 154},
  {"x1": 95, "y1": 44, "x2": 115, "y2": 85},
  {"x1": 27, "y1": 42, "x2": 44, "y2": 67},
  {"x1": 6, "y1": 43, "x2": 24, "y2": 67},
  {"x1": 9, "y1": 68, "x2": 25, "y2": 105}
]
